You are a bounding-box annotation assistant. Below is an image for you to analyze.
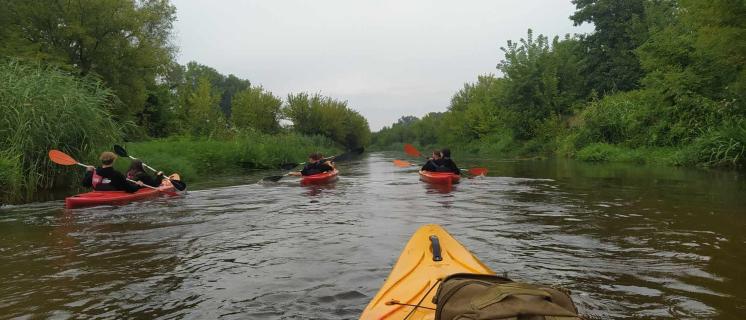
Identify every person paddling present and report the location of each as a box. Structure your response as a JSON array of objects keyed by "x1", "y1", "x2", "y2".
[
  {"x1": 289, "y1": 152, "x2": 336, "y2": 176},
  {"x1": 82, "y1": 151, "x2": 143, "y2": 192},
  {"x1": 421, "y1": 150, "x2": 445, "y2": 172},
  {"x1": 440, "y1": 148, "x2": 461, "y2": 175},
  {"x1": 126, "y1": 160, "x2": 165, "y2": 187}
]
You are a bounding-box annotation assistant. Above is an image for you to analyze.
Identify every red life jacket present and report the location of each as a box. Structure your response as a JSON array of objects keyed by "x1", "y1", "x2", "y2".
[{"x1": 91, "y1": 170, "x2": 114, "y2": 191}]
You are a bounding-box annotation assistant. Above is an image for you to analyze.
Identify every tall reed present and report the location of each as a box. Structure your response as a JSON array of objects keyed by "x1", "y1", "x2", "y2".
[{"x1": 0, "y1": 60, "x2": 121, "y2": 203}]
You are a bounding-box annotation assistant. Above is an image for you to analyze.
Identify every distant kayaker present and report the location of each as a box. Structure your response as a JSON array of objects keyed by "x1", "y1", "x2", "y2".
[
  {"x1": 126, "y1": 160, "x2": 164, "y2": 187},
  {"x1": 289, "y1": 152, "x2": 335, "y2": 176},
  {"x1": 440, "y1": 148, "x2": 461, "y2": 175},
  {"x1": 421, "y1": 150, "x2": 445, "y2": 172},
  {"x1": 82, "y1": 151, "x2": 143, "y2": 192}
]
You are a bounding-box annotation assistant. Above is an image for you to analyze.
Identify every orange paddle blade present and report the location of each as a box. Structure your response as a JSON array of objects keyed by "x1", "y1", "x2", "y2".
[
  {"x1": 48, "y1": 150, "x2": 79, "y2": 165},
  {"x1": 393, "y1": 159, "x2": 414, "y2": 167},
  {"x1": 468, "y1": 168, "x2": 488, "y2": 176},
  {"x1": 403, "y1": 144, "x2": 421, "y2": 158}
]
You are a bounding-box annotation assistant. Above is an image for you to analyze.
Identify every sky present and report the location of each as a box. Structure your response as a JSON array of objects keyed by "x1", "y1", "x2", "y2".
[{"x1": 171, "y1": 0, "x2": 594, "y2": 131}]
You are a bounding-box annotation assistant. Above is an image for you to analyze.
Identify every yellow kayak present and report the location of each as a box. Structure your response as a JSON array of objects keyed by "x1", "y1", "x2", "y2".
[{"x1": 360, "y1": 224, "x2": 495, "y2": 320}]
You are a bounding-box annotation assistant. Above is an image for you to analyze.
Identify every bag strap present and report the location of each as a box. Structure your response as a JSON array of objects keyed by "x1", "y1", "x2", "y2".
[{"x1": 472, "y1": 283, "x2": 552, "y2": 309}]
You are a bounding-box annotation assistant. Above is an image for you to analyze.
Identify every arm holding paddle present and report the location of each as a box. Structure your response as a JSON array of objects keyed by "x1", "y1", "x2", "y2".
[
  {"x1": 396, "y1": 144, "x2": 488, "y2": 177},
  {"x1": 113, "y1": 145, "x2": 186, "y2": 191},
  {"x1": 49, "y1": 150, "x2": 177, "y2": 196},
  {"x1": 263, "y1": 148, "x2": 360, "y2": 182}
]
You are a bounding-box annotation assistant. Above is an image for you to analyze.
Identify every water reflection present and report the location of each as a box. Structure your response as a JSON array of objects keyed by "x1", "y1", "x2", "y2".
[{"x1": 0, "y1": 153, "x2": 744, "y2": 319}]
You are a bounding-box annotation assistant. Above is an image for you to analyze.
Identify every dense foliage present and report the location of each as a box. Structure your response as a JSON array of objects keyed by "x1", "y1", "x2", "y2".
[
  {"x1": 0, "y1": 0, "x2": 370, "y2": 203},
  {"x1": 373, "y1": 0, "x2": 746, "y2": 168},
  {"x1": 0, "y1": 61, "x2": 121, "y2": 202}
]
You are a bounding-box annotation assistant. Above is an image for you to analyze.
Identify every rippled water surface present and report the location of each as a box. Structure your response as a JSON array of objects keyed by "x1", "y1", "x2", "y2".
[{"x1": 1, "y1": 152, "x2": 744, "y2": 319}]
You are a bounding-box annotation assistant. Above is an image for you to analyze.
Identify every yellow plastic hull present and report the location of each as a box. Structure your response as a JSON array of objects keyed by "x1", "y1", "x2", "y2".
[{"x1": 360, "y1": 224, "x2": 494, "y2": 320}]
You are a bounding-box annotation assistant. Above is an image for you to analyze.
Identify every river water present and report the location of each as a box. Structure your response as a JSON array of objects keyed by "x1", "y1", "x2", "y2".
[{"x1": 0, "y1": 152, "x2": 744, "y2": 319}]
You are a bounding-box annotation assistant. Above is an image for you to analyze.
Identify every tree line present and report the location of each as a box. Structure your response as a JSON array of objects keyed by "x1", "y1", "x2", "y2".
[
  {"x1": 0, "y1": 0, "x2": 370, "y2": 148},
  {"x1": 373, "y1": 0, "x2": 746, "y2": 168}
]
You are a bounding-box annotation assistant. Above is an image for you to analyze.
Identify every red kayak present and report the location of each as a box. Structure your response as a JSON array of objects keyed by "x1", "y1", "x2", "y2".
[
  {"x1": 65, "y1": 174, "x2": 181, "y2": 209},
  {"x1": 300, "y1": 169, "x2": 339, "y2": 185},
  {"x1": 419, "y1": 170, "x2": 460, "y2": 185}
]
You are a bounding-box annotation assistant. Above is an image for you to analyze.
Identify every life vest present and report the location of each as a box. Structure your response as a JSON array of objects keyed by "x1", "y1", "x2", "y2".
[{"x1": 91, "y1": 170, "x2": 114, "y2": 191}]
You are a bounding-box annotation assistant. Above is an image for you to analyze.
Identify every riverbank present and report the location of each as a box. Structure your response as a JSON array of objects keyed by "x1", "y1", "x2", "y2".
[
  {"x1": 0, "y1": 132, "x2": 340, "y2": 205},
  {"x1": 372, "y1": 134, "x2": 744, "y2": 169},
  {"x1": 115, "y1": 133, "x2": 340, "y2": 181}
]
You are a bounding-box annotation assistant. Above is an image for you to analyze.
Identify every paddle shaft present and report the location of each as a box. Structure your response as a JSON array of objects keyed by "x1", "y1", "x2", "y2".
[
  {"x1": 125, "y1": 155, "x2": 157, "y2": 172},
  {"x1": 113, "y1": 145, "x2": 186, "y2": 191}
]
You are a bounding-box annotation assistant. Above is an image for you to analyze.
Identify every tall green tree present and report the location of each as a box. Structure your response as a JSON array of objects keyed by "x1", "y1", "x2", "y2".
[
  {"x1": 498, "y1": 31, "x2": 585, "y2": 139},
  {"x1": 571, "y1": 0, "x2": 647, "y2": 95},
  {"x1": 0, "y1": 0, "x2": 177, "y2": 120},
  {"x1": 284, "y1": 93, "x2": 370, "y2": 148},
  {"x1": 182, "y1": 61, "x2": 250, "y2": 118},
  {"x1": 185, "y1": 77, "x2": 224, "y2": 137},
  {"x1": 232, "y1": 86, "x2": 282, "y2": 133}
]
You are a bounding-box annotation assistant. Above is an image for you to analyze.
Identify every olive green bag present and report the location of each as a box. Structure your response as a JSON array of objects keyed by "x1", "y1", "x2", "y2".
[{"x1": 433, "y1": 273, "x2": 581, "y2": 320}]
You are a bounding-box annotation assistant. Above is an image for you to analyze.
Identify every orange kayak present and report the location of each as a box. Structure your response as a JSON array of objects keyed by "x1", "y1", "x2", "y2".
[
  {"x1": 360, "y1": 224, "x2": 494, "y2": 320},
  {"x1": 419, "y1": 170, "x2": 460, "y2": 185},
  {"x1": 65, "y1": 174, "x2": 181, "y2": 209},
  {"x1": 301, "y1": 169, "x2": 338, "y2": 185}
]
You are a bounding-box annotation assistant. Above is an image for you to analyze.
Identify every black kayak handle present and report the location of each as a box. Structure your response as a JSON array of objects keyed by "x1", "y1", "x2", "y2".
[{"x1": 430, "y1": 235, "x2": 443, "y2": 261}]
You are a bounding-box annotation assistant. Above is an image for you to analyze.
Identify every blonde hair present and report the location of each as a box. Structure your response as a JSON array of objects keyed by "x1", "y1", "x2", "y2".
[{"x1": 99, "y1": 151, "x2": 117, "y2": 165}]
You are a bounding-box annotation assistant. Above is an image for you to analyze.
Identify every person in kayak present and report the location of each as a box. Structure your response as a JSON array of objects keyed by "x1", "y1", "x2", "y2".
[
  {"x1": 421, "y1": 150, "x2": 445, "y2": 172},
  {"x1": 289, "y1": 152, "x2": 335, "y2": 176},
  {"x1": 82, "y1": 151, "x2": 144, "y2": 192},
  {"x1": 439, "y1": 148, "x2": 461, "y2": 175},
  {"x1": 126, "y1": 160, "x2": 165, "y2": 187}
]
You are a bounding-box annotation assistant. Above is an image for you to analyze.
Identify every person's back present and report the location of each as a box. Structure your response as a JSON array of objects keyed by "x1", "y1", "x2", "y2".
[
  {"x1": 126, "y1": 160, "x2": 163, "y2": 187},
  {"x1": 421, "y1": 150, "x2": 445, "y2": 172},
  {"x1": 440, "y1": 148, "x2": 460, "y2": 175},
  {"x1": 297, "y1": 152, "x2": 335, "y2": 176},
  {"x1": 82, "y1": 152, "x2": 140, "y2": 193}
]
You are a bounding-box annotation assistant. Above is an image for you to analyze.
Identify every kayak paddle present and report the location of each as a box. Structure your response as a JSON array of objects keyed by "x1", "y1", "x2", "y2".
[
  {"x1": 264, "y1": 147, "x2": 364, "y2": 182},
  {"x1": 401, "y1": 143, "x2": 489, "y2": 176},
  {"x1": 404, "y1": 143, "x2": 423, "y2": 158},
  {"x1": 113, "y1": 145, "x2": 187, "y2": 191},
  {"x1": 48, "y1": 149, "x2": 179, "y2": 196},
  {"x1": 393, "y1": 159, "x2": 488, "y2": 176}
]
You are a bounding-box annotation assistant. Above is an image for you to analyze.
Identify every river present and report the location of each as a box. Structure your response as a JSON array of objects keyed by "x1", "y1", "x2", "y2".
[{"x1": 0, "y1": 152, "x2": 744, "y2": 319}]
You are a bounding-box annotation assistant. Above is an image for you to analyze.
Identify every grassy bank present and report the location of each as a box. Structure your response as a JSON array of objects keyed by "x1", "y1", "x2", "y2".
[{"x1": 113, "y1": 133, "x2": 340, "y2": 182}]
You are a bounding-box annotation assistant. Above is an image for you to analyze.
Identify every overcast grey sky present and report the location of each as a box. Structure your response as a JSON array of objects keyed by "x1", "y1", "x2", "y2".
[{"x1": 172, "y1": 0, "x2": 593, "y2": 131}]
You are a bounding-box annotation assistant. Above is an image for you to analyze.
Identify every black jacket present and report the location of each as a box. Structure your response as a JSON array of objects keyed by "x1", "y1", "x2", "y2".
[
  {"x1": 421, "y1": 158, "x2": 460, "y2": 175},
  {"x1": 440, "y1": 158, "x2": 460, "y2": 174},
  {"x1": 82, "y1": 167, "x2": 139, "y2": 193},
  {"x1": 301, "y1": 161, "x2": 334, "y2": 176},
  {"x1": 127, "y1": 171, "x2": 163, "y2": 187}
]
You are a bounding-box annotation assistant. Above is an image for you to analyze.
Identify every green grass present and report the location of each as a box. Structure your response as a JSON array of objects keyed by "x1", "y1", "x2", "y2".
[{"x1": 114, "y1": 132, "x2": 340, "y2": 182}]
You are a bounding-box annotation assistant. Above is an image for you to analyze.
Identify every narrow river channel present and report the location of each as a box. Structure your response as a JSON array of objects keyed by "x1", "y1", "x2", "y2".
[{"x1": 1, "y1": 152, "x2": 744, "y2": 319}]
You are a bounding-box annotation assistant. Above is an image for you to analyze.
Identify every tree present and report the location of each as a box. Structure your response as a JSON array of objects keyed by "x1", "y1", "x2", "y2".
[
  {"x1": 0, "y1": 0, "x2": 177, "y2": 120},
  {"x1": 182, "y1": 61, "x2": 250, "y2": 118},
  {"x1": 284, "y1": 92, "x2": 370, "y2": 148},
  {"x1": 185, "y1": 77, "x2": 224, "y2": 137},
  {"x1": 571, "y1": 0, "x2": 647, "y2": 95},
  {"x1": 232, "y1": 86, "x2": 282, "y2": 133}
]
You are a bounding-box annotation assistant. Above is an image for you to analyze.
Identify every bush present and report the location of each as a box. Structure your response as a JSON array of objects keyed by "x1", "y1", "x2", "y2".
[
  {"x1": 575, "y1": 91, "x2": 654, "y2": 147},
  {"x1": 687, "y1": 120, "x2": 746, "y2": 168}
]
